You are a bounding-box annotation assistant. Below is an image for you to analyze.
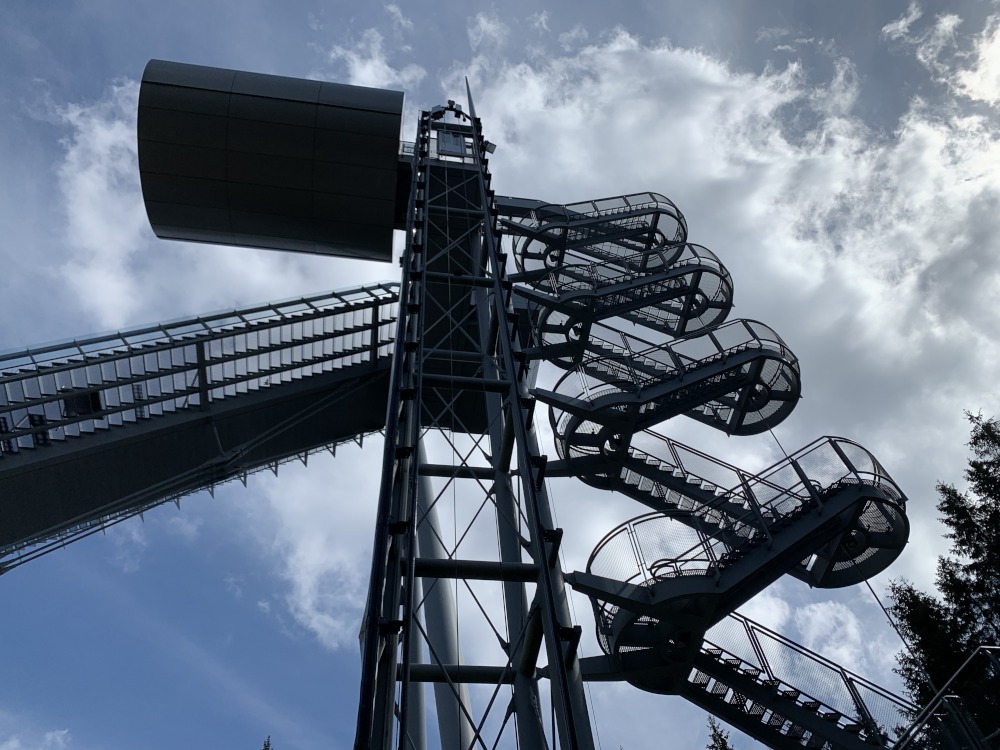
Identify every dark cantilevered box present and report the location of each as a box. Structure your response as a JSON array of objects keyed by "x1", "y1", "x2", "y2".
[{"x1": 138, "y1": 59, "x2": 405, "y2": 262}]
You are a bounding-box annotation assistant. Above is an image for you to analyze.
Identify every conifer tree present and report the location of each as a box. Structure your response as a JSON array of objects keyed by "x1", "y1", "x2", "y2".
[
  {"x1": 888, "y1": 412, "x2": 1000, "y2": 744},
  {"x1": 706, "y1": 715, "x2": 735, "y2": 749}
]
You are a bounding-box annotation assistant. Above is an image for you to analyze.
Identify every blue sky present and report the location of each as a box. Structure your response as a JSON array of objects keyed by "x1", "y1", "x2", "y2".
[{"x1": 3, "y1": 1, "x2": 1000, "y2": 748}]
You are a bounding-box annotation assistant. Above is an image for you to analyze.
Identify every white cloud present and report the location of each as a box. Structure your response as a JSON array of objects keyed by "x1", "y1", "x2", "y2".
[
  {"x1": 107, "y1": 522, "x2": 148, "y2": 574},
  {"x1": 241, "y1": 445, "x2": 381, "y2": 650},
  {"x1": 757, "y1": 26, "x2": 791, "y2": 43},
  {"x1": 384, "y1": 3, "x2": 413, "y2": 33},
  {"x1": 467, "y1": 11, "x2": 509, "y2": 53},
  {"x1": 915, "y1": 13, "x2": 962, "y2": 76},
  {"x1": 529, "y1": 11, "x2": 549, "y2": 32},
  {"x1": 322, "y1": 28, "x2": 426, "y2": 90},
  {"x1": 738, "y1": 588, "x2": 792, "y2": 633},
  {"x1": 41, "y1": 732, "x2": 68, "y2": 750},
  {"x1": 557, "y1": 24, "x2": 588, "y2": 52},
  {"x1": 0, "y1": 712, "x2": 71, "y2": 750},
  {"x1": 224, "y1": 574, "x2": 244, "y2": 600},
  {"x1": 809, "y1": 56, "x2": 860, "y2": 116},
  {"x1": 956, "y1": 15, "x2": 1000, "y2": 106},
  {"x1": 793, "y1": 601, "x2": 865, "y2": 669},
  {"x1": 881, "y1": 2, "x2": 924, "y2": 42},
  {"x1": 53, "y1": 79, "x2": 147, "y2": 326},
  {"x1": 164, "y1": 513, "x2": 202, "y2": 543}
]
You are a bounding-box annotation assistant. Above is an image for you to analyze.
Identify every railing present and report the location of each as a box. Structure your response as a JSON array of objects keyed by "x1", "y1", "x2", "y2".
[
  {"x1": 0, "y1": 284, "x2": 398, "y2": 456},
  {"x1": 510, "y1": 193, "x2": 689, "y2": 275},
  {"x1": 582, "y1": 437, "x2": 907, "y2": 645},
  {"x1": 510, "y1": 189, "x2": 913, "y2": 743},
  {"x1": 543, "y1": 318, "x2": 800, "y2": 444},
  {"x1": 702, "y1": 612, "x2": 916, "y2": 747},
  {"x1": 533, "y1": 192, "x2": 686, "y2": 234},
  {"x1": 893, "y1": 645, "x2": 1000, "y2": 750},
  {"x1": 553, "y1": 318, "x2": 794, "y2": 397},
  {"x1": 531, "y1": 242, "x2": 730, "y2": 310}
]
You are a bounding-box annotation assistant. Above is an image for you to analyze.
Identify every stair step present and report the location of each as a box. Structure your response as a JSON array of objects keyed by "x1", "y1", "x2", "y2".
[{"x1": 709, "y1": 681, "x2": 729, "y2": 696}]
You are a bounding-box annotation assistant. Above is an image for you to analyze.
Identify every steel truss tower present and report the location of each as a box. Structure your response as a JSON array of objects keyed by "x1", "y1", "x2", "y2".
[
  {"x1": 2, "y1": 59, "x2": 996, "y2": 750},
  {"x1": 355, "y1": 97, "x2": 595, "y2": 749}
]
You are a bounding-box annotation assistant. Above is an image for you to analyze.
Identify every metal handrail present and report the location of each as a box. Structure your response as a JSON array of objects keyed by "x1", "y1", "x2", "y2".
[
  {"x1": 547, "y1": 318, "x2": 797, "y2": 416},
  {"x1": 702, "y1": 613, "x2": 915, "y2": 744},
  {"x1": 584, "y1": 437, "x2": 905, "y2": 586},
  {"x1": 0, "y1": 283, "x2": 399, "y2": 373},
  {"x1": 0, "y1": 285, "x2": 399, "y2": 453},
  {"x1": 893, "y1": 645, "x2": 1000, "y2": 750}
]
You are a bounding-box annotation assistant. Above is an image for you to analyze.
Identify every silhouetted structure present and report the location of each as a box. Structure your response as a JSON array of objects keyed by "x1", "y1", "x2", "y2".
[{"x1": 2, "y1": 59, "x2": 986, "y2": 749}]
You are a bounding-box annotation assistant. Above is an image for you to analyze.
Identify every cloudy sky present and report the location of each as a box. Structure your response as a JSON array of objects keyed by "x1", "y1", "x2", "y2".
[{"x1": 3, "y1": 0, "x2": 1000, "y2": 748}]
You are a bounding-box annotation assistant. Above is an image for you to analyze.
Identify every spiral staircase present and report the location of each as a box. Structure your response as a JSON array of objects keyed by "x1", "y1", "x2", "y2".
[{"x1": 504, "y1": 192, "x2": 913, "y2": 748}]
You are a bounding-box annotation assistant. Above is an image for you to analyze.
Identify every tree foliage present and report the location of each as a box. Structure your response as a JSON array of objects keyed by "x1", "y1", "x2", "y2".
[
  {"x1": 706, "y1": 715, "x2": 735, "y2": 749},
  {"x1": 262, "y1": 737, "x2": 272, "y2": 750},
  {"x1": 888, "y1": 412, "x2": 1000, "y2": 742}
]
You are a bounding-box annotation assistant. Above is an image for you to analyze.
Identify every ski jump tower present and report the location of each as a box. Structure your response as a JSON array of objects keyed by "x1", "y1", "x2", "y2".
[{"x1": 2, "y1": 60, "x2": 969, "y2": 749}]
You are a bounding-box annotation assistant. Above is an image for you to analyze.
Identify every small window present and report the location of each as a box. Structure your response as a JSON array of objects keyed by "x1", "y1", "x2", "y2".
[{"x1": 437, "y1": 131, "x2": 467, "y2": 157}]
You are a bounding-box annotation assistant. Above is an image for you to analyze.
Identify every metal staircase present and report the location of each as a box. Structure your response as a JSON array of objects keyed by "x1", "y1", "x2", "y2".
[
  {"x1": 573, "y1": 432, "x2": 909, "y2": 588},
  {"x1": 565, "y1": 436, "x2": 908, "y2": 698},
  {"x1": 682, "y1": 613, "x2": 916, "y2": 749},
  {"x1": 501, "y1": 190, "x2": 914, "y2": 748},
  {"x1": 539, "y1": 317, "x2": 801, "y2": 439}
]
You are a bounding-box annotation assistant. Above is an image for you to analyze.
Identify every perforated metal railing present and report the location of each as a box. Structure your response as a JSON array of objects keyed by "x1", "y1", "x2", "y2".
[
  {"x1": 531, "y1": 242, "x2": 726, "y2": 298},
  {"x1": 0, "y1": 284, "x2": 398, "y2": 457},
  {"x1": 510, "y1": 193, "x2": 689, "y2": 274},
  {"x1": 583, "y1": 436, "x2": 907, "y2": 650},
  {"x1": 533, "y1": 192, "x2": 687, "y2": 231},
  {"x1": 551, "y1": 318, "x2": 794, "y2": 398},
  {"x1": 531, "y1": 243, "x2": 734, "y2": 346},
  {"x1": 699, "y1": 612, "x2": 915, "y2": 746},
  {"x1": 543, "y1": 318, "x2": 800, "y2": 446}
]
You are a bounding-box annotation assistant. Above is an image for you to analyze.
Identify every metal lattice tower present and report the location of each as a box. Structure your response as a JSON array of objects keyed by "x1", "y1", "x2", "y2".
[
  {"x1": 353, "y1": 96, "x2": 597, "y2": 749},
  {"x1": 2, "y1": 59, "x2": 994, "y2": 749}
]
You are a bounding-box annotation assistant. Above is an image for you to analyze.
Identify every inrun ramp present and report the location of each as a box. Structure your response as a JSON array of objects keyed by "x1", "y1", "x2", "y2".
[{"x1": 0, "y1": 284, "x2": 397, "y2": 572}]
